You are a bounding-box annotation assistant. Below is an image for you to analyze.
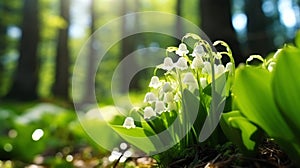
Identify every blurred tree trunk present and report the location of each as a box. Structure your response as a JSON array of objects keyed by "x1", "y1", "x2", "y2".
[
  {"x1": 200, "y1": 0, "x2": 244, "y2": 65},
  {"x1": 52, "y1": 0, "x2": 70, "y2": 100},
  {"x1": 120, "y1": 0, "x2": 140, "y2": 93},
  {"x1": 5, "y1": 0, "x2": 40, "y2": 100},
  {"x1": 175, "y1": 0, "x2": 183, "y2": 38},
  {"x1": 0, "y1": 2, "x2": 8, "y2": 96},
  {"x1": 82, "y1": 0, "x2": 97, "y2": 103},
  {"x1": 245, "y1": 0, "x2": 274, "y2": 57}
]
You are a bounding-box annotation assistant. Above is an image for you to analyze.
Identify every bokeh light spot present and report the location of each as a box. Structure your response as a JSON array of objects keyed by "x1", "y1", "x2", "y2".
[{"x1": 32, "y1": 129, "x2": 44, "y2": 141}]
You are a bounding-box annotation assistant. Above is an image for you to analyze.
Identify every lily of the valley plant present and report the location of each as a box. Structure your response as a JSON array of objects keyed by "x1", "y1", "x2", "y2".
[
  {"x1": 113, "y1": 33, "x2": 235, "y2": 159},
  {"x1": 110, "y1": 32, "x2": 300, "y2": 167}
]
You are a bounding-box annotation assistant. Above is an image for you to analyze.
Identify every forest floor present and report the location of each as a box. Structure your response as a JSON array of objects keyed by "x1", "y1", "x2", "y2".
[
  {"x1": 2, "y1": 136, "x2": 295, "y2": 168},
  {"x1": 79, "y1": 139, "x2": 295, "y2": 168},
  {"x1": 0, "y1": 101, "x2": 296, "y2": 168},
  {"x1": 112, "y1": 139, "x2": 295, "y2": 168}
]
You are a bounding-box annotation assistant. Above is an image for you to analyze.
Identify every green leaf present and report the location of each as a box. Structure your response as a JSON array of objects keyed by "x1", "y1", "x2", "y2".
[
  {"x1": 110, "y1": 125, "x2": 163, "y2": 154},
  {"x1": 141, "y1": 120, "x2": 156, "y2": 135},
  {"x1": 220, "y1": 111, "x2": 259, "y2": 155},
  {"x1": 146, "y1": 115, "x2": 167, "y2": 134},
  {"x1": 111, "y1": 125, "x2": 155, "y2": 137},
  {"x1": 203, "y1": 72, "x2": 228, "y2": 96},
  {"x1": 199, "y1": 73, "x2": 227, "y2": 142},
  {"x1": 272, "y1": 47, "x2": 300, "y2": 141},
  {"x1": 193, "y1": 98, "x2": 208, "y2": 136},
  {"x1": 233, "y1": 66, "x2": 294, "y2": 140},
  {"x1": 160, "y1": 110, "x2": 177, "y2": 128},
  {"x1": 181, "y1": 89, "x2": 200, "y2": 134},
  {"x1": 81, "y1": 119, "x2": 122, "y2": 150}
]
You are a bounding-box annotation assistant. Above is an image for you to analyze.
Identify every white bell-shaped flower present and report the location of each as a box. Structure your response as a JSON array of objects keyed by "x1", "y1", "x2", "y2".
[
  {"x1": 149, "y1": 76, "x2": 162, "y2": 89},
  {"x1": 183, "y1": 72, "x2": 198, "y2": 91},
  {"x1": 191, "y1": 45, "x2": 205, "y2": 57},
  {"x1": 144, "y1": 92, "x2": 157, "y2": 103},
  {"x1": 202, "y1": 61, "x2": 212, "y2": 75},
  {"x1": 122, "y1": 117, "x2": 136, "y2": 129},
  {"x1": 183, "y1": 72, "x2": 197, "y2": 85},
  {"x1": 191, "y1": 56, "x2": 204, "y2": 69},
  {"x1": 163, "y1": 92, "x2": 174, "y2": 103},
  {"x1": 174, "y1": 92, "x2": 181, "y2": 102},
  {"x1": 162, "y1": 82, "x2": 173, "y2": 93},
  {"x1": 225, "y1": 62, "x2": 233, "y2": 73},
  {"x1": 175, "y1": 57, "x2": 188, "y2": 70},
  {"x1": 159, "y1": 57, "x2": 174, "y2": 71},
  {"x1": 268, "y1": 62, "x2": 276, "y2": 72},
  {"x1": 200, "y1": 77, "x2": 207, "y2": 89},
  {"x1": 176, "y1": 43, "x2": 189, "y2": 56},
  {"x1": 144, "y1": 107, "x2": 156, "y2": 119},
  {"x1": 167, "y1": 102, "x2": 177, "y2": 112},
  {"x1": 215, "y1": 64, "x2": 225, "y2": 76},
  {"x1": 155, "y1": 101, "x2": 166, "y2": 114}
]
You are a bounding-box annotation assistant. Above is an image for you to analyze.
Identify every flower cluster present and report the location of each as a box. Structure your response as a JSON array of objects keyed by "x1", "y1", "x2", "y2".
[
  {"x1": 123, "y1": 33, "x2": 234, "y2": 128},
  {"x1": 143, "y1": 76, "x2": 179, "y2": 120}
]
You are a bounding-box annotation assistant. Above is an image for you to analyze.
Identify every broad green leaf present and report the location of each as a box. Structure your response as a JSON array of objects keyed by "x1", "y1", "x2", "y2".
[
  {"x1": 220, "y1": 111, "x2": 259, "y2": 155},
  {"x1": 147, "y1": 111, "x2": 177, "y2": 139},
  {"x1": 111, "y1": 125, "x2": 155, "y2": 137},
  {"x1": 193, "y1": 98, "x2": 207, "y2": 136},
  {"x1": 111, "y1": 125, "x2": 162, "y2": 154},
  {"x1": 203, "y1": 72, "x2": 228, "y2": 97},
  {"x1": 141, "y1": 116, "x2": 174, "y2": 147},
  {"x1": 82, "y1": 119, "x2": 122, "y2": 150},
  {"x1": 141, "y1": 120, "x2": 156, "y2": 135},
  {"x1": 181, "y1": 89, "x2": 200, "y2": 135},
  {"x1": 146, "y1": 115, "x2": 168, "y2": 134},
  {"x1": 272, "y1": 48, "x2": 300, "y2": 141},
  {"x1": 168, "y1": 89, "x2": 201, "y2": 145},
  {"x1": 199, "y1": 73, "x2": 227, "y2": 142},
  {"x1": 160, "y1": 110, "x2": 177, "y2": 129},
  {"x1": 233, "y1": 66, "x2": 294, "y2": 140}
]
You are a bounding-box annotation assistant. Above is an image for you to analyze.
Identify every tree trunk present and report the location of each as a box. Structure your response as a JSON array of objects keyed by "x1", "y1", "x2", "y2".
[
  {"x1": 52, "y1": 0, "x2": 70, "y2": 100},
  {"x1": 5, "y1": 0, "x2": 40, "y2": 100},
  {"x1": 82, "y1": 0, "x2": 97, "y2": 103},
  {"x1": 120, "y1": 0, "x2": 140, "y2": 93},
  {"x1": 0, "y1": 2, "x2": 8, "y2": 96},
  {"x1": 245, "y1": 0, "x2": 274, "y2": 57},
  {"x1": 175, "y1": 0, "x2": 183, "y2": 38},
  {"x1": 200, "y1": 0, "x2": 244, "y2": 65}
]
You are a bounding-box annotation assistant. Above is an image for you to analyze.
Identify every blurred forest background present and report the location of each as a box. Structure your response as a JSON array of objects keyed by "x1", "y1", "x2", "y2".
[
  {"x1": 0, "y1": 0, "x2": 300, "y2": 167},
  {"x1": 0, "y1": 0, "x2": 299, "y2": 102}
]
